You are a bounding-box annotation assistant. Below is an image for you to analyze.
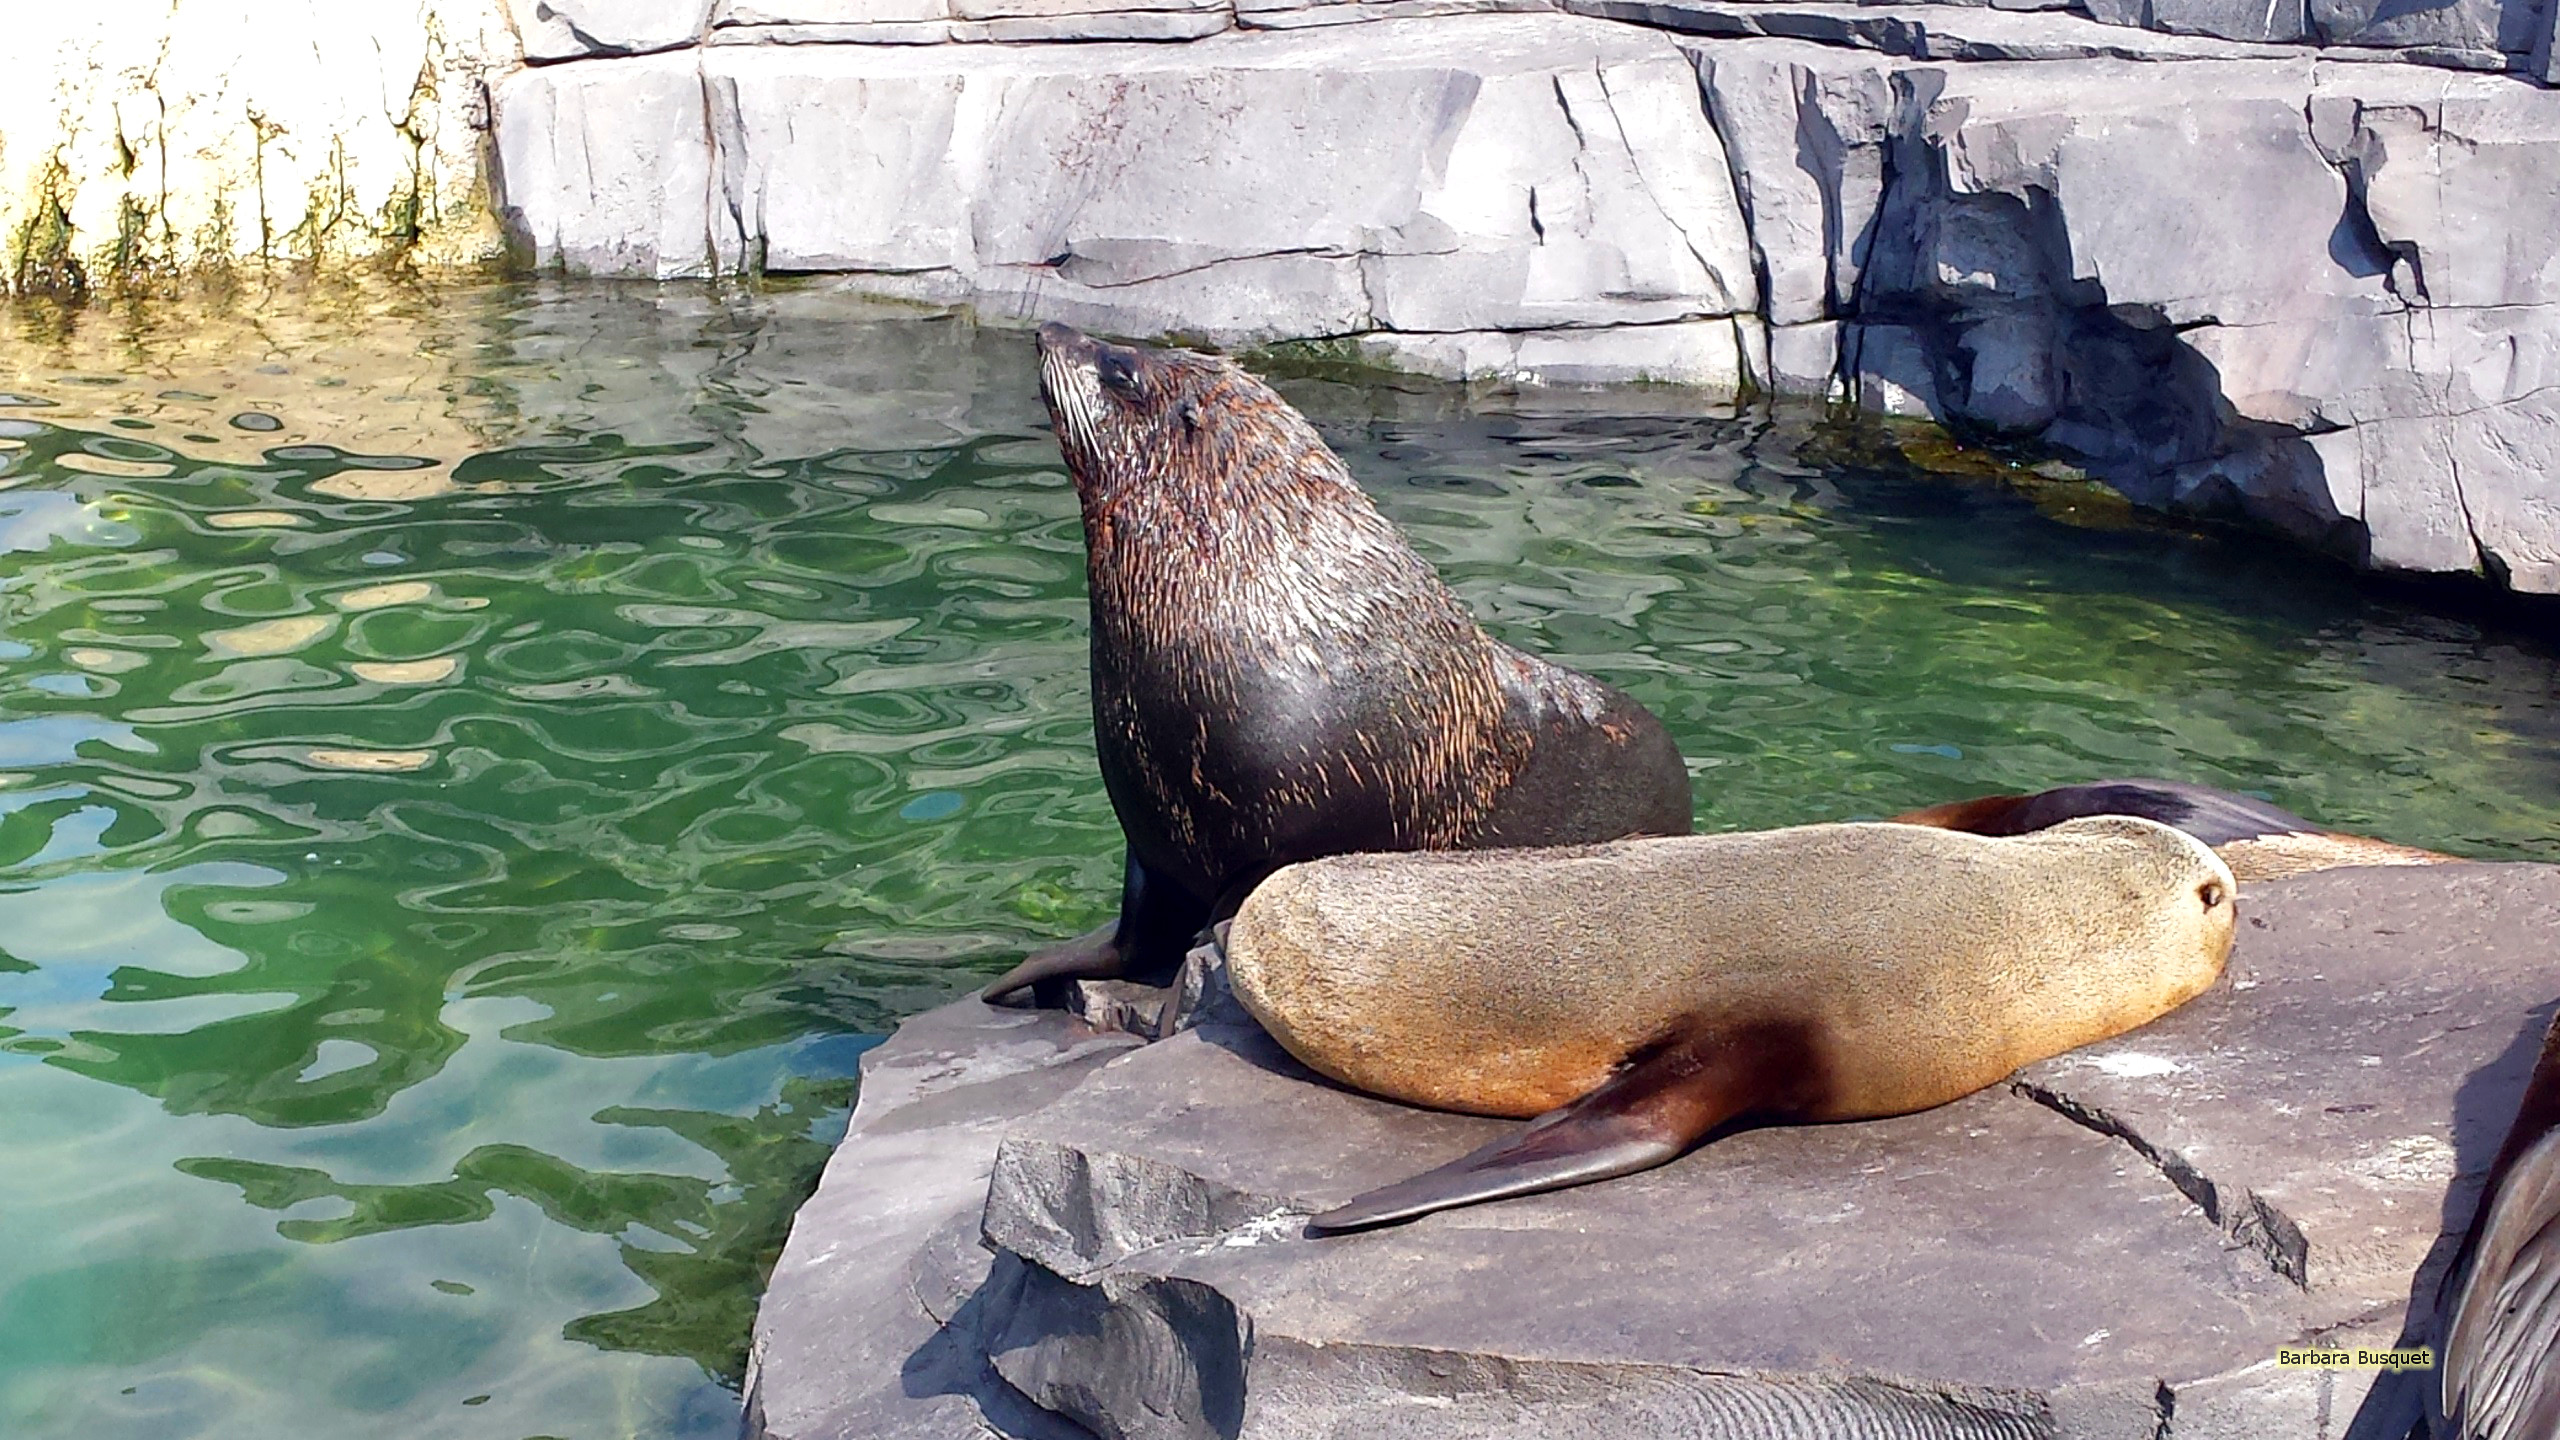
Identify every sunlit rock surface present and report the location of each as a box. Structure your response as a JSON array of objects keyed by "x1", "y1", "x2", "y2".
[
  {"x1": 750, "y1": 863, "x2": 2560, "y2": 1439},
  {"x1": 2, "y1": 2, "x2": 518, "y2": 284}
]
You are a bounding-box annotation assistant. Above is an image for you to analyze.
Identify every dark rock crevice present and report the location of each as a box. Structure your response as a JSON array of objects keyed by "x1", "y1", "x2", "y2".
[{"x1": 2012, "y1": 1078, "x2": 2315, "y2": 1286}]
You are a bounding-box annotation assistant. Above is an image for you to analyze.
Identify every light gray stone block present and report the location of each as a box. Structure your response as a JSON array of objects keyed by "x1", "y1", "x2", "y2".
[
  {"x1": 1352, "y1": 319, "x2": 1752, "y2": 388},
  {"x1": 1694, "y1": 41, "x2": 1897, "y2": 327},
  {"x1": 2344, "y1": 413, "x2": 2488, "y2": 575},
  {"x1": 2309, "y1": 0, "x2": 2537, "y2": 56},
  {"x1": 969, "y1": 9, "x2": 1233, "y2": 34},
  {"x1": 1236, "y1": 0, "x2": 1555, "y2": 28},
  {"x1": 1582, "y1": 0, "x2": 2309, "y2": 60},
  {"x1": 2442, "y1": 390, "x2": 2560, "y2": 591},
  {"x1": 1767, "y1": 318, "x2": 1845, "y2": 392},
  {"x1": 1919, "y1": 59, "x2": 2385, "y2": 329},
  {"x1": 708, "y1": 19, "x2": 962, "y2": 40},
  {"x1": 2321, "y1": 70, "x2": 2560, "y2": 311},
  {"x1": 715, "y1": 0, "x2": 950, "y2": 21},
  {"x1": 493, "y1": 52, "x2": 719, "y2": 278},
  {"x1": 583, "y1": 16, "x2": 1751, "y2": 365}
]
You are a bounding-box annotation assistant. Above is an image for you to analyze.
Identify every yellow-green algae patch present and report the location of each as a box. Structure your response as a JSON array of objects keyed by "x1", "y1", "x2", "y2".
[{"x1": 3, "y1": 2, "x2": 515, "y2": 298}]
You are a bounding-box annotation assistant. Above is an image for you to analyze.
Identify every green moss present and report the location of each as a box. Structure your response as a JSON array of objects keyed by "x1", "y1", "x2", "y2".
[
  {"x1": 1241, "y1": 334, "x2": 1418, "y2": 385},
  {"x1": 283, "y1": 138, "x2": 358, "y2": 264},
  {"x1": 1798, "y1": 409, "x2": 2156, "y2": 535},
  {"x1": 105, "y1": 193, "x2": 169, "y2": 288},
  {"x1": 10, "y1": 155, "x2": 88, "y2": 299}
]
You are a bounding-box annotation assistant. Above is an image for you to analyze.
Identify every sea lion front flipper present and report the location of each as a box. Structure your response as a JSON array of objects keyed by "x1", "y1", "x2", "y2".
[
  {"x1": 980, "y1": 921, "x2": 1124, "y2": 1004},
  {"x1": 983, "y1": 852, "x2": 1210, "y2": 1003},
  {"x1": 1308, "y1": 1019, "x2": 1816, "y2": 1233}
]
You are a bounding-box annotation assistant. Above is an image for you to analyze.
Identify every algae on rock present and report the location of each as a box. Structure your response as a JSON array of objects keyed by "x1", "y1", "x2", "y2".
[{"x1": 0, "y1": 1, "x2": 521, "y2": 294}]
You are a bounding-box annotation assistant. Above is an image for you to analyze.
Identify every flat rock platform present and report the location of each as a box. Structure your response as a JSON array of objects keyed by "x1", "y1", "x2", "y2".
[{"x1": 745, "y1": 862, "x2": 2560, "y2": 1439}]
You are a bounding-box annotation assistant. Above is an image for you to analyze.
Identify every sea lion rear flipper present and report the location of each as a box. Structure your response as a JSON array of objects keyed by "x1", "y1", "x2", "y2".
[
  {"x1": 1887, "y1": 779, "x2": 2454, "y2": 881},
  {"x1": 1308, "y1": 1019, "x2": 1815, "y2": 1232},
  {"x1": 2440, "y1": 1011, "x2": 2560, "y2": 1440},
  {"x1": 1887, "y1": 779, "x2": 2318, "y2": 844},
  {"x1": 2441, "y1": 1127, "x2": 2560, "y2": 1439}
]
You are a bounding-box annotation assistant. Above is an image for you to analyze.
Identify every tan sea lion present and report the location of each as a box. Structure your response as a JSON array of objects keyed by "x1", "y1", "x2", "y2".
[
  {"x1": 1221, "y1": 815, "x2": 2236, "y2": 1230},
  {"x1": 983, "y1": 324, "x2": 1693, "y2": 1005},
  {"x1": 2437, "y1": 1008, "x2": 2560, "y2": 1440},
  {"x1": 1888, "y1": 777, "x2": 2455, "y2": 881}
]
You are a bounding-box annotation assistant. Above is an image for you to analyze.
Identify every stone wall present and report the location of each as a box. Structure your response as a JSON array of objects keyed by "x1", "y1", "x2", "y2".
[
  {"x1": 493, "y1": 7, "x2": 2560, "y2": 593},
  {"x1": 12, "y1": 2, "x2": 2560, "y2": 591},
  {"x1": 1, "y1": 2, "x2": 523, "y2": 287}
]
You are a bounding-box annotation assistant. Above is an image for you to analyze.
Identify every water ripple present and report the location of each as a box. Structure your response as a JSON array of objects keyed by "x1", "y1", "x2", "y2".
[{"x1": 0, "y1": 280, "x2": 2555, "y2": 1440}]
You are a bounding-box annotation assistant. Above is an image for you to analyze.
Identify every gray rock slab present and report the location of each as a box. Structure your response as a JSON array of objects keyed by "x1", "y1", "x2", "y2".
[
  {"x1": 502, "y1": 15, "x2": 1760, "y2": 369},
  {"x1": 2016, "y1": 863, "x2": 2560, "y2": 1313},
  {"x1": 716, "y1": 0, "x2": 953, "y2": 22},
  {"x1": 2088, "y1": 0, "x2": 2309, "y2": 45},
  {"x1": 1236, "y1": 0, "x2": 1558, "y2": 29},
  {"x1": 984, "y1": 1025, "x2": 2307, "y2": 1384},
  {"x1": 2315, "y1": 65, "x2": 2560, "y2": 311},
  {"x1": 2309, "y1": 0, "x2": 2536, "y2": 58},
  {"x1": 743, "y1": 999, "x2": 1143, "y2": 1440}
]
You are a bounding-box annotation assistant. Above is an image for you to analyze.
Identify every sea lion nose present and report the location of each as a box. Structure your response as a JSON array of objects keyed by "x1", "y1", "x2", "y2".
[{"x1": 1036, "y1": 322, "x2": 1087, "y2": 356}]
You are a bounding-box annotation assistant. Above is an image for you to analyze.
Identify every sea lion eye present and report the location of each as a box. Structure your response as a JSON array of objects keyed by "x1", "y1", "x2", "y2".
[
  {"x1": 2199, "y1": 880, "x2": 2227, "y2": 909},
  {"x1": 1096, "y1": 350, "x2": 1141, "y2": 398}
]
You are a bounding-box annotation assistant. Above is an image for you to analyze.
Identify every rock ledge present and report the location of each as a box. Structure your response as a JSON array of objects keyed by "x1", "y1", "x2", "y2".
[{"x1": 747, "y1": 862, "x2": 2560, "y2": 1439}]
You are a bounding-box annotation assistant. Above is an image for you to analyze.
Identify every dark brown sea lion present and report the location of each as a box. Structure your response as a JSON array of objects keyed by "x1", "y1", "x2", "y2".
[
  {"x1": 1222, "y1": 816, "x2": 2236, "y2": 1230},
  {"x1": 983, "y1": 324, "x2": 1694, "y2": 1003},
  {"x1": 1887, "y1": 777, "x2": 2455, "y2": 881},
  {"x1": 2438, "y1": 1009, "x2": 2560, "y2": 1440}
]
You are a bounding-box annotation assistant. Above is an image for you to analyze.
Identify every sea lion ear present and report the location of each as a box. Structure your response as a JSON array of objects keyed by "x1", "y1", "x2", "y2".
[
  {"x1": 1179, "y1": 399, "x2": 1202, "y2": 435},
  {"x1": 1096, "y1": 348, "x2": 1142, "y2": 398}
]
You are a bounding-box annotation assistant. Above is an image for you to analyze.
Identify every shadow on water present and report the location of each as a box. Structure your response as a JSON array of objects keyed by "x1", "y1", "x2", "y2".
[{"x1": 0, "y1": 275, "x2": 2557, "y2": 1438}]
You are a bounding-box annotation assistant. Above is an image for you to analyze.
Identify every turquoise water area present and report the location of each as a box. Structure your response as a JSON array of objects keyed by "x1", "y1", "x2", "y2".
[{"x1": 1, "y1": 279, "x2": 2556, "y2": 1440}]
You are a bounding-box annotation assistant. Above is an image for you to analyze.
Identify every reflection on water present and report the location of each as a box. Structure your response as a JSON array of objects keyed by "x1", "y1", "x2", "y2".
[{"x1": 1, "y1": 277, "x2": 2557, "y2": 1439}]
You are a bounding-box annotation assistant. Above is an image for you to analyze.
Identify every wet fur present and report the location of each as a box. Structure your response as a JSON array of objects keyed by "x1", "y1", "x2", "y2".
[{"x1": 990, "y1": 327, "x2": 1691, "y2": 999}]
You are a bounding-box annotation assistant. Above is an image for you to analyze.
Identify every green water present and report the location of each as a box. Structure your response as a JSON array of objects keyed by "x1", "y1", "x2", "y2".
[{"x1": 0, "y1": 278, "x2": 2555, "y2": 1440}]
